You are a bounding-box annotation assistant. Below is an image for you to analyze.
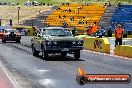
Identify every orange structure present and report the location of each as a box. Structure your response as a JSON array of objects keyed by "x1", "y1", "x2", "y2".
[{"x1": 45, "y1": 4, "x2": 107, "y2": 34}]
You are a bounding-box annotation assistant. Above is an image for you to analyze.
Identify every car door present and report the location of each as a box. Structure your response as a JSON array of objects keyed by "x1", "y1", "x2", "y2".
[{"x1": 34, "y1": 30, "x2": 44, "y2": 51}]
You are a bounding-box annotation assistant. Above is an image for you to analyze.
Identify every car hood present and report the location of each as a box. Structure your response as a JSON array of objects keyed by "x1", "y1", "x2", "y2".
[
  {"x1": 4, "y1": 32, "x2": 20, "y2": 35},
  {"x1": 45, "y1": 36, "x2": 82, "y2": 41}
]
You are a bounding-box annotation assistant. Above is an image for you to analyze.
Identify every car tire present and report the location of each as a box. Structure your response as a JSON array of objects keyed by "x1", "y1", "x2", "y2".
[
  {"x1": 42, "y1": 50, "x2": 48, "y2": 60},
  {"x1": 16, "y1": 40, "x2": 21, "y2": 43},
  {"x1": 61, "y1": 52, "x2": 67, "y2": 58},
  {"x1": 99, "y1": 35, "x2": 102, "y2": 38},
  {"x1": 32, "y1": 44, "x2": 39, "y2": 57},
  {"x1": 42, "y1": 49, "x2": 48, "y2": 60},
  {"x1": 2, "y1": 39, "x2": 6, "y2": 43},
  {"x1": 74, "y1": 50, "x2": 80, "y2": 60}
]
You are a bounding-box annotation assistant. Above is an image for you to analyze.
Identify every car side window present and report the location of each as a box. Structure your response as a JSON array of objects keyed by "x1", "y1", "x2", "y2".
[{"x1": 37, "y1": 30, "x2": 41, "y2": 37}]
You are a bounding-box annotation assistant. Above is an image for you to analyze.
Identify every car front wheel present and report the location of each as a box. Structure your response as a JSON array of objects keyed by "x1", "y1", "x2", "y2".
[
  {"x1": 32, "y1": 45, "x2": 39, "y2": 57},
  {"x1": 74, "y1": 50, "x2": 80, "y2": 60},
  {"x1": 2, "y1": 39, "x2": 6, "y2": 43},
  {"x1": 61, "y1": 52, "x2": 67, "y2": 58},
  {"x1": 42, "y1": 49, "x2": 48, "y2": 60}
]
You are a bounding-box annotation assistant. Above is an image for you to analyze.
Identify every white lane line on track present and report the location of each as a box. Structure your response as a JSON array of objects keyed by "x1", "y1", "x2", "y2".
[
  {"x1": 0, "y1": 61, "x2": 21, "y2": 88},
  {"x1": 83, "y1": 50, "x2": 132, "y2": 61}
]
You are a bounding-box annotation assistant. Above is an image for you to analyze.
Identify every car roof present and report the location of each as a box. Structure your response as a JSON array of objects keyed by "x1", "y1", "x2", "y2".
[
  {"x1": 5, "y1": 29, "x2": 16, "y2": 30},
  {"x1": 40, "y1": 27, "x2": 68, "y2": 30}
]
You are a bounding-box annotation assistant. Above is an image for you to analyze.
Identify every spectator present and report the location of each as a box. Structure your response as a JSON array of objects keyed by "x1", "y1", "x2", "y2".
[
  {"x1": 72, "y1": 27, "x2": 76, "y2": 36},
  {"x1": 43, "y1": 3, "x2": 45, "y2": 5},
  {"x1": 69, "y1": 9, "x2": 71, "y2": 12},
  {"x1": 39, "y1": 11, "x2": 41, "y2": 14},
  {"x1": 114, "y1": 24, "x2": 124, "y2": 46},
  {"x1": 59, "y1": 15, "x2": 61, "y2": 18},
  {"x1": 91, "y1": 22, "x2": 99, "y2": 36},
  {"x1": 107, "y1": 28, "x2": 112, "y2": 37},
  {"x1": 9, "y1": 19, "x2": 13, "y2": 26},
  {"x1": 86, "y1": 21, "x2": 88, "y2": 25},
  {"x1": 104, "y1": 3, "x2": 107, "y2": 8},
  {"x1": 62, "y1": 3, "x2": 65, "y2": 6},
  {"x1": 87, "y1": 25, "x2": 92, "y2": 35},
  {"x1": 57, "y1": 7, "x2": 60, "y2": 10},
  {"x1": 108, "y1": 1, "x2": 111, "y2": 7},
  {"x1": 63, "y1": 21, "x2": 68, "y2": 28},
  {"x1": 63, "y1": 15, "x2": 66, "y2": 18},
  {"x1": 123, "y1": 27, "x2": 127, "y2": 38},
  {"x1": 78, "y1": 19, "x2": 84, "y2": 24},
  {"x1": 82, "y1": 16, "x2": 86, "y2": 19},
  {"x1": 47, "y1": 3, "x2": 50, "y2": 6},
  {"x1": 70, "y1": 17, "x2": 74, "y2": 21},
  {"x1": 118, "y1": 3, "x2": 121, "y2": 7},
  {"x1": 66, "y1": 3, "x2": 69, "y2": 6}
]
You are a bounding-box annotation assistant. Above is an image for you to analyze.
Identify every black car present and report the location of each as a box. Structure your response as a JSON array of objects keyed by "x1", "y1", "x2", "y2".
[
  {"x1": 2, "y1": 29, "x2": 21, "y2": 43},
  {"x1": 31, "y1": 27, "x2": 83, "y2": 60},
  {"x1": 96, "y1": 27, "x2": 107, "y2": 38}
]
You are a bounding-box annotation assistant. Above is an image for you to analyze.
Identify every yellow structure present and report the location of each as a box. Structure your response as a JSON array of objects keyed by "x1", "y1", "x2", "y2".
[
  {"x1": 84, "y1": 37, "x2": 110, "y2": 54},
  {"x1": 114, "y1": 45, "x2": 132, "y2": 58},
  {"x1": 76, "y1": 35, "x2": 110, "y2": 54},
  {"x1": 45, "y1": 4, "x2": 106, "y2": 34}
]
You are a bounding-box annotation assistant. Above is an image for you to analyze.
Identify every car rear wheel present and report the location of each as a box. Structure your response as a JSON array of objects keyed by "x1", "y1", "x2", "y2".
[
  {"x1": 32, "y1": 45, "x2": 39, "y2": 57},
  {"x1": 74, "y1": 50, "x2": 80, "y2": 60},
  {"x1": 2, "y1": 39, "x2": 6, "y2": 43},
  {"x1": 61, "y1": 52, "x2": 67, "y2": 58}
]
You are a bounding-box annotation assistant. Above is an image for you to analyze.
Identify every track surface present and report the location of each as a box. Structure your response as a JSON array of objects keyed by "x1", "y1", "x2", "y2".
[{"x1": 0, "y1": 36, "x2": 132, "y2": 88}]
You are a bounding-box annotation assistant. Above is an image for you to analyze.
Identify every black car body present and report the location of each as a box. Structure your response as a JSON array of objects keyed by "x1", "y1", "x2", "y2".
[
  {"x1": 96, "y1": 27, "x2": 107, "y2": 38},
  {"x1": 2, "y1": 29, "x2": 21, "y2": 43},
  {"x1": 31, "y1": 27, "x2": 83, "y2": 60}
]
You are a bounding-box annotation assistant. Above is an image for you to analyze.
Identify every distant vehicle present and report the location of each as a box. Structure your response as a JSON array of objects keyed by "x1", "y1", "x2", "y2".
[
  {"x1": 96, "y1": 27, "x2": 107, "y2": 38},
  {"x1": 0, "y1": 26, "x2": 12, "y2": 39},
  {"x1": 2, "y1": 29, "x2": 21, "y2": 43},
  {"x1": 32, "y1": 1, "x2": 39, "y2": 6},
  {"x1": 0, "y1": 29, "x2": 5, "y2": 39},
  {"x1": 24, "y1": 0, "x2": 32, "y2": 6},
  {"x1": 31, "y1": 27, "x2": 83, "y2": 60}
]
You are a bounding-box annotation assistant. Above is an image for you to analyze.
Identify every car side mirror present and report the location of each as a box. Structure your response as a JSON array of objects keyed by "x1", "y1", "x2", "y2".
[{"x1": 33, "y1": 32, "x2": 37, "y2": 36}]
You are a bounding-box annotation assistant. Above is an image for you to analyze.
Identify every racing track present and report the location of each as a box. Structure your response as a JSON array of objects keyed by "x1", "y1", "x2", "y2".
[{"x1": 0, "y1": 38, "x2": 132, "y2": 88}]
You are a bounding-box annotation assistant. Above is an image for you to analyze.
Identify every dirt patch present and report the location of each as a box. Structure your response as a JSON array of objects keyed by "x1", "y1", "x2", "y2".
[{"x1": 0, "y1": 6, "x2": 52, "y2": 25}]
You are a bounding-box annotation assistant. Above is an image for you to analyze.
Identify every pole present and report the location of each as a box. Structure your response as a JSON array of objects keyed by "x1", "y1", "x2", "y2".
[
  {"x1": 0, "y1": 19, "x2": 1, "y2": 26},
  {"x1": 18, "y1": 6, "x2": 20, "y2": 23},
  {"x1": 32, "y1": 19, "x2": 34, "y2": 28}
]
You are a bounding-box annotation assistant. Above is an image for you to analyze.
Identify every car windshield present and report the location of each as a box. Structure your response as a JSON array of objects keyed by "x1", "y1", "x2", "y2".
[
  {"x1": 43, "y1": 29, "x2": 72, "y2": 36},
  {"x1": 5, "y1": 29, "x2": 18, "y2": 33}
]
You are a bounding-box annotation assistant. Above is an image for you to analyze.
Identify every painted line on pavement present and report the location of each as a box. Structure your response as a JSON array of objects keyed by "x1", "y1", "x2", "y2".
[{"x1": 0, "y1": 61, "x2": 21, "y2": 88}]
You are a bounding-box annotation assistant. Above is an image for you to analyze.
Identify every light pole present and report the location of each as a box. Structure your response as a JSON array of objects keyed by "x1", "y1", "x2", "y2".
[{"x1": 18, "y1": 6, "x2": 20, "y2": 23}]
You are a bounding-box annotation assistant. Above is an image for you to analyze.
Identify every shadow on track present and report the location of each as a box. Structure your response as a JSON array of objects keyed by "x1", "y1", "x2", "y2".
[{"x1": 38, "y1": 54, "x2": 85, "y2": 61}]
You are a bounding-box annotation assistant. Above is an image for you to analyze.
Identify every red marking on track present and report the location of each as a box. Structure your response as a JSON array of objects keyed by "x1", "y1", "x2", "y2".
[{"x1": 0, "y1": 67, "x2": 14, "y2": 88}]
